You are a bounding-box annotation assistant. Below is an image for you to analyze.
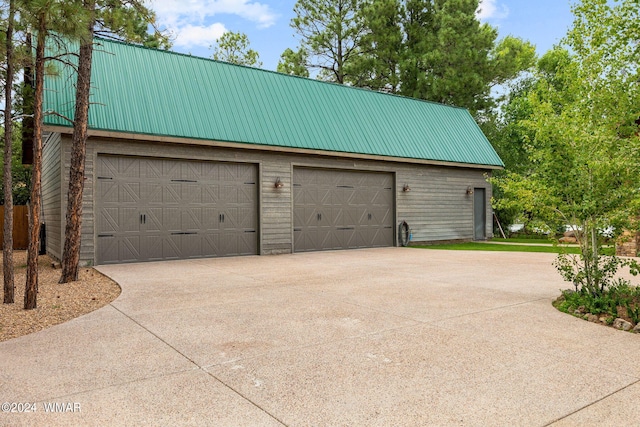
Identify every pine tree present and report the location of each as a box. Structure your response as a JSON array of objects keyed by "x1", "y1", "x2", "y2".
[
  {"x1": 3, "y1": 0, "x2": 16, "y2": 304},
  {"x1": 290, "y1": 0, "x2": 367, "y2": 83},
  {"x1": 59, "y1": 0, "x2": 168, "y2": 283},
  {"x1": 20, "y1": 0, "x2": 90, "y2": 308},
  {"x1": 212, "y1": 31, "x2": 262, "y2": 67}
]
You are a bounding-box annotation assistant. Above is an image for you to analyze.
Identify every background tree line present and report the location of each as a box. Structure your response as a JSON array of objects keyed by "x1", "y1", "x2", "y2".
[{"x1": 276, "y1": 0, "x2": 536, "y2": 119}]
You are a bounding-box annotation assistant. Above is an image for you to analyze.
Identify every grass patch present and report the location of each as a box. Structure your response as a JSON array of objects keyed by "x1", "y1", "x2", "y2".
[
  {"x1": 491, "y1": 237, "x2": 557, "y2": 245},
  {"x1": 414, "y1": 242, "x2": 581, "y2": 254}
]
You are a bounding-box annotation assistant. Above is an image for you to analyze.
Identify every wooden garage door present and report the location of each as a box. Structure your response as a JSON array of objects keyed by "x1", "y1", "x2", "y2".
[
  {"x1": 96, "y1": 155, "x2": 258, "y2": 264},
  {"x1": 293, "y1": 168, "x2": 394, "y2": 252}
]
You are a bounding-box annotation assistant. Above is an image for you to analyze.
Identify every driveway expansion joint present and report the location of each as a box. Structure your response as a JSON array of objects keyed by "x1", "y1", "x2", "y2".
[{"x1": 544, "y1": 378, "x2": 640, "y2": 426}]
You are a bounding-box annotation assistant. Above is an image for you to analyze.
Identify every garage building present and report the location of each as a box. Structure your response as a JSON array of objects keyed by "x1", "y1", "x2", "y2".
[{"x1": 42, "y1": 38, "x2": 503, "y2": 265}]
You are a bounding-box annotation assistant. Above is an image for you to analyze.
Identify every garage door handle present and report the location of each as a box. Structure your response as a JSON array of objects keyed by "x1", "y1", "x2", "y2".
[
  {"x1": 317, "y1": 213, "x2": 322, "y2": 221},
  {"x1": 140, "y1": 214, "x2": 146, "y2": 224},
  {"x1": 368, "y1": 213, "x2": 372, "y2": 220},
  {"x1": 337, "y1": 227, "x2": 355, "y2": 230}
]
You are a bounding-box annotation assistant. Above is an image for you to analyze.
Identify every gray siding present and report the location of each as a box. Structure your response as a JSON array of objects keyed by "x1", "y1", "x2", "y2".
[
  {"x1": 396, "y1": 168, "x2": 492, "y2": 242},
  {"x1": 261, "y1": 159, "x2": 292, "y2": 254},
  {"x1": 59, "y1": 136, "x2": 97, "y2": 265},
  {"x1": 42, "y1": 132, "x2": 62, "y2": 260},
  {"x1": 54, "y1": 134, "x2": 493, "y2": 265}
]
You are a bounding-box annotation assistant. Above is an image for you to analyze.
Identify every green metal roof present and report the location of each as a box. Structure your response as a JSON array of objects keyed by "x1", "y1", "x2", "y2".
[{"x1": 43, "y1": 37, "x2": 503, "y2": 167}]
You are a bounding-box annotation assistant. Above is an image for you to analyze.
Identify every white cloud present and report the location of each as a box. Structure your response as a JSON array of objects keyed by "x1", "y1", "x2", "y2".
[
  {"x1": 477, "y1": 0, "x2": 509, "y2": 21},
  {"x1": 173, "y1": 23, "x2": 228, "y2": 48},
  {"x1": 149, "y1": 0, "x2": 278, "y2": 50},
  {"x1": 150, "y1": 0, "x2": 278, "y2": 28}
]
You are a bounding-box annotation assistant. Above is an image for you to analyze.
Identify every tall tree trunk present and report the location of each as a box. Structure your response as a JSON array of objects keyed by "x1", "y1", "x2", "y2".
[
  {"x1": 3, "y1": 0, "x2": 15, "y2": 304},
  {"x1": 59, "y1": 3, "x2": 95, "y2": 283},
  {"x1": 25, "y1": 18, "x2": 47, "y2": 310}
]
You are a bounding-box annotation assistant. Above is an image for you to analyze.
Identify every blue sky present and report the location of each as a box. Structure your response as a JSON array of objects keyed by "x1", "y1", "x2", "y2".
[{"x1": 149, "y1": 0, "x2": 576, "y2": 71}]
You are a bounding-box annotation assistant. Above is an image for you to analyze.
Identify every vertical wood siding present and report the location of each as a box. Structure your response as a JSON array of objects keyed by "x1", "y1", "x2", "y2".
[{"x1": 41, "y1": 132, "x2": 62, "y2": 259}]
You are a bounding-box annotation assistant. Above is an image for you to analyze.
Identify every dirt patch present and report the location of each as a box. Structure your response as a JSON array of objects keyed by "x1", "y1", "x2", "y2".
[{"x1": 0, "y1": 251, "x2": 120, "y2": 342}]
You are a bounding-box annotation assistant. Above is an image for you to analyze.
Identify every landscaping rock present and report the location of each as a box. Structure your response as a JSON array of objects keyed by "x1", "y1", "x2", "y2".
[
  {"x1": 559, "y1": 236, "x2": 577, "y2": 244},
  {"x1": 633, "y1": 324, "x2": 640, "y2": 334},
  {"x1": 612, "y1": 318, "x2": 633, "y2": 331},
  {"x1": 586, "y1": 314, "x2": 599, "y2": 323}
]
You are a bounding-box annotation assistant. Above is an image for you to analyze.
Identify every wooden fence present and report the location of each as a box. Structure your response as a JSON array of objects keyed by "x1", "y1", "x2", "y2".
[{"x1": 0, "y1": 206, "x2": 29, "y2": 250}]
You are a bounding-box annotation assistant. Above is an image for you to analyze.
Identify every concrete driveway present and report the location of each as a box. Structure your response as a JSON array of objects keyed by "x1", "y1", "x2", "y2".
[{"x1": 1, "y1": 248, "x2": 639, "y2": 426}]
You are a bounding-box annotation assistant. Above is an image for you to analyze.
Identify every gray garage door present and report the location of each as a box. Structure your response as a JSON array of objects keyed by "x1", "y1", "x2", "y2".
[
  {"x1": 96, "y1": 155, "x2": 258, "y2": 264},
  {"x1": 293, "y1": 168, "x2": 394, "y2": 252}
]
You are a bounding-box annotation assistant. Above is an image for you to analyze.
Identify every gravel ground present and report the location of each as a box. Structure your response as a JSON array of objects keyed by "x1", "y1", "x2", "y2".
[{"x1": 0, "y1": 251, "x2": 121, "y2": 342}]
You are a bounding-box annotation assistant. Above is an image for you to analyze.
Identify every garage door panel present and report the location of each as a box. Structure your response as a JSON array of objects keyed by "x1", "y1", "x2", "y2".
[
  {"x1": 202, "y1": 185, "x2": 220, "y2": 204},
  {"x1": 203, "y1": 233, "x2": 221, "y2": 254},
  {"x1": 97, "y1": 207, "x2": 120, "y2": 234},
  {"x1": 293, "y1": 168, "x2": 393, "y2": 252},
  {"x1": 161, "y1": 184, "x2": 181, "y2": 205},
  {"x1": 117, "y1": 182, "x2": 140, "y2": 204},
  {"x1": 202, "y1": 207, "x2": 220, "y2": 230},
  {"x1": 97, "y1": 155, "x2": 258, "y2": 264},
  {"x1": 144, "y1": 208, "x2": 168, "y2": 232},
  {"x1": 181, "y1": 209, "x2": 201, "y2": 231},
  {"x1": 118, "y1": 236, "x2": 141, "y2": 263},
  {"x1": 180, "y1": 234, "x2": 203, "y2": 258}
]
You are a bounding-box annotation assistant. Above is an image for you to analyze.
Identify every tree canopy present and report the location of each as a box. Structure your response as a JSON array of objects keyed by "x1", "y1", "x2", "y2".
[
  {"x1": 492, "y1": 0, "x2": 640, "y2": 294},
  {"x1": 212, "y1": 31, "x2": 262, "y2": 67},
  {"x1": 284, "y1": 0, "x2": 535, "y2": 116}
]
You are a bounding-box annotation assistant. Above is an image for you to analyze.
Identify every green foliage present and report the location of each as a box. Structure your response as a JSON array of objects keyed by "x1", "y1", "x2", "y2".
[
  {"x1": 96, "y1": 0, "x2": 171, "y2": 49},
  {"x1": 291, "y1": 0, "x2": 365, "y2": 83},
  {"x1": 555, "y1": 251, "x2": 639, "y2": 296},
  {"x1": 400, "y1": 0, "x2": 535, "y2": 114},
  {"x1": 277, "y1": 48, "x2": 309, "y2": 77},
  {"x1": 286, "y1": 0, "x2": 535, "y2": 115},
  {"x1": 348, "y1": 0, "x2": 403, "y2": 92},
  {"x1": 492, "y1": 0, "x2": 640, "y2": 296},
  {"x1": 212, "y1": 31, "x2": 262, "y2": 67},
  {"x1": 491, "y1": 237, "x2": 556, "y2": 244},
  {"x1": 554, "y1": 281, "x2": 640, "y2": 327},
  {"x1": 415, "y1": 242, "x2": 581, "y2": 254}
]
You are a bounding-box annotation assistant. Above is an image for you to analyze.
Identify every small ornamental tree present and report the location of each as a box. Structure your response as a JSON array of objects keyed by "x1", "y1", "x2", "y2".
[{"x1": 492, "y1": 0, "x2": 640, "y2": 296}]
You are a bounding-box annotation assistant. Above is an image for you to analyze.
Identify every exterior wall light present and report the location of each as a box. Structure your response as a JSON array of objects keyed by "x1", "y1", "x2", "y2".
[
  {"x1": 466, "y1": 186, "x2": 474, "y2": 195},
  {"x1": 275, "y1": 177, "x2": 284, "y2": 189},
  {"x1": 402, "y1": 184, "x2": 411, "y2": 192}
]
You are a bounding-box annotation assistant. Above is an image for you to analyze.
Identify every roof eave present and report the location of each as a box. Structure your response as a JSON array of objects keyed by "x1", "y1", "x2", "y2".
[{"x1": 44, "y1": 125, "x2": 504, "y2": 170}]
